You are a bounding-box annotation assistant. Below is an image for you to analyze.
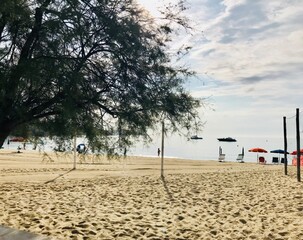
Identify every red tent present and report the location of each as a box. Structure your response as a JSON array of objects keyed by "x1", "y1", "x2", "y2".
[{"x1": 292, "y1": 156, "x2": 303, "y2": 166}]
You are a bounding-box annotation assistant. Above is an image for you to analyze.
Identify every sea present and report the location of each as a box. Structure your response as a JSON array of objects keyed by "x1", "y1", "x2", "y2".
[
  {"x1": 129, "y1": 135, "x2": 299, "y2": 164},
  {"x1": 3, "y1": 134, "x2": 299, "y2": 164}
]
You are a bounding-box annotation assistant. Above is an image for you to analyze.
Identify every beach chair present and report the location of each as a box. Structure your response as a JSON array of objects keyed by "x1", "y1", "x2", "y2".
[
  {"x1": 272, "y1": 157, "x2": 279, "y2": 164},
  {"x1": 218, "y1": 154, "x2": 225, "y2": 162},
  {"x1": 236, "y1": 154, "x2": 244, "y2": 163},
  {"x1": 281, "y1": 158, "x2": 285, "y2": 164},
  {"x1": 258, "y1": 156, "x2": 266, "y2": 164}
]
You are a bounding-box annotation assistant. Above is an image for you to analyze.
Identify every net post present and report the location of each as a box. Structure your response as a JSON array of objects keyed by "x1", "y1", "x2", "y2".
[
  {"x1": 161, "y1": 121, "x2": 164, "y2": 178},
  {"x1": 283, "y1": 116, "x2": 288, "y2": 175},
  {"x1": 296, "y1": 108, "x2": 301, "y2": 182}
]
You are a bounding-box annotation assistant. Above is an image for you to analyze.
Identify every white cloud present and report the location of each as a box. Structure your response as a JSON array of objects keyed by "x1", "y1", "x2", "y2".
[
  {"x1": 185, "y1": 0, "x2": 303, "y2": 88},
  {"x1": 138, "y1": 0, "x2": 303, "y2": 137}
]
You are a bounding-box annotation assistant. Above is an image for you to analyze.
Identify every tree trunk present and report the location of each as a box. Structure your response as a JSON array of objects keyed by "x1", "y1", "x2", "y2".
[{"x1": 0, "y1": 121, "x2": 14, "y2": 148}]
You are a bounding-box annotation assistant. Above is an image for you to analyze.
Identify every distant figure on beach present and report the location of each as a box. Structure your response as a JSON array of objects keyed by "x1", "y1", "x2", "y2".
[
  {"x1": 124, "y1": 147, "x2": 127, "y2": 158},
  {"x1": 158, "y1": 148, "x2": 161, "y2": 157},
  {"x1": 17, "y1": 146, "x2": 22, "y2": 153}
]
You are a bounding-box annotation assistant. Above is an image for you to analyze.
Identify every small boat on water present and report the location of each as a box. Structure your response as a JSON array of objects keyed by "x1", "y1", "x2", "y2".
[
  {"x1": 217, "y1": 137, "x2": 237, "y2": 142},
  {"x1": 190, "y1": 135, "x2": 203, "y2": 140}
]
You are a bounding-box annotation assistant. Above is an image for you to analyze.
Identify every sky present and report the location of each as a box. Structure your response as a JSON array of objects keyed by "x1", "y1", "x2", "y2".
[{"x1": 137, "y1": 0, "x2": 303, "y2": 139}]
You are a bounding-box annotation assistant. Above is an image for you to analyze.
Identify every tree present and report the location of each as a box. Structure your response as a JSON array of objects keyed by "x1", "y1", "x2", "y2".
[{"x1": 0, "y1": 0, "x2": 201, "y2": 151}]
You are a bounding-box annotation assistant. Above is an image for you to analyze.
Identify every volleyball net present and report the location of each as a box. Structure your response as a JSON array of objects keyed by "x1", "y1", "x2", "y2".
[{"x1": 284, "y1": 108, "x2": 302, "y2": 181}]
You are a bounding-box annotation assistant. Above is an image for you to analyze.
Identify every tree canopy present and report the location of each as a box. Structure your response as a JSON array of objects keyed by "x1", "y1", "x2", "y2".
[{"x1": 0, "y1": 0, "x2": 201, "y2": 152}]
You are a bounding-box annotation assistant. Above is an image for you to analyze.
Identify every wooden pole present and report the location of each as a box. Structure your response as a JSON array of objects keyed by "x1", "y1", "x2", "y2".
[
  {"x1": 73, "y1": 135, "x2": 77, "y2": 170},
  {"x1": 283, "y1": 116, "x2": 288, "y2": 175},
  {"x1": 161, "y1": 121, "x2": 164, "y2": 178},
  {"x1": 296, "y1": 108, "x2": 301, "y2": 182}
]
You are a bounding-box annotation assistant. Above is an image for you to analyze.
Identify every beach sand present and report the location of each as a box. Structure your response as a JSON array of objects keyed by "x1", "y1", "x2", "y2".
[{"x1": 0, "y1": 149, "x2": 303, "y2": 239}]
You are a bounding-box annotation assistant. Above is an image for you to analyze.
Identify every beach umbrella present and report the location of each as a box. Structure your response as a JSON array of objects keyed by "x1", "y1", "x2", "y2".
[
  {"x1": 10, "y1": 137, "x2": 26, "y2": 142},
  {"x1": 270, "y1": 149, "x2": 289, "y2": 158},
  {"x1": 248, "y1": 148, "x2": 267, "y2": 162},
  {"x1": 290, "y1": 149, "x2": 303, "y2": 155},
  {"x1": 248, "y1": 148, "x2": 267, "y2": 153},
  {"x1": 270, "y1": 149, "x2": 289, "y2": 163},
  {"x1": 270, "y1": 149, "x2": 289, "y2": 154}
]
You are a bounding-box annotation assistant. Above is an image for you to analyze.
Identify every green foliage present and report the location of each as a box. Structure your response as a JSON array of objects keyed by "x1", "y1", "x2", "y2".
[{"x1": 0, "y1": 0, "x2": 202, "y2": 152}]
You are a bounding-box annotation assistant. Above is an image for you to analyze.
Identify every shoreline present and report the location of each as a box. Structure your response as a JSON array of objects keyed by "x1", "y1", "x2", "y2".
[
  {"x1": 1, "y1": 134, "x2": 292, "y2": 163},
  {"x1": 0, "y1": 149, "x2": 281, "y2": 183}
]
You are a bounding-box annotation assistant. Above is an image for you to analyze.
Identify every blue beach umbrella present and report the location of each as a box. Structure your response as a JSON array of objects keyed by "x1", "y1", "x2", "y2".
[
  {"x1": 270, "y1": 149, "x2": 289, "y2": 154},
  {"x1": 270, "y1": 149, "x2": 289, "y2": 163}
]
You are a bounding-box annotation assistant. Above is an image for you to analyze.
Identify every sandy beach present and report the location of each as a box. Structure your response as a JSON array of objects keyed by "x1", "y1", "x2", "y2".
[{"x1": 0, "y1": 149, "x2": 303, "y2": 239}]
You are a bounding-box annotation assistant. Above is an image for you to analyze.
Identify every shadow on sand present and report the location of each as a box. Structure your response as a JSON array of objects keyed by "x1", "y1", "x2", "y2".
[
  {"x1": 161, "y1": 175, "x2": 174, "y2": 203},
  {"x1": 44, "y1": 168, "x2": 75, "y2": 184}
]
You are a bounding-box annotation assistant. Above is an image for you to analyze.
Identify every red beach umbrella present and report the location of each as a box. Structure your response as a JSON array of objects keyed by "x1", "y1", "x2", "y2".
[
  {"x1": 248, "y1": 148, "x2": 267, "y2": 153},
  {"x1": 290, "y1": 149, "x2": 303, "y2": 155},
  {"x1": 248, "y1": 148, "x2": 267, "y2": 163},
  {"x1": 10, "y1": 137, "x2": 26, "y2": 142}
]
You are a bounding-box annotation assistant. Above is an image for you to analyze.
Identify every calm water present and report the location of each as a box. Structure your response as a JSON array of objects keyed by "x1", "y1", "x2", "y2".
[
  {"x1": 3, "y1": 134, "x2": 300, "y2": 164},
  {"x1": 129, "y1": 134, "x2": 299, "y2": 164}
]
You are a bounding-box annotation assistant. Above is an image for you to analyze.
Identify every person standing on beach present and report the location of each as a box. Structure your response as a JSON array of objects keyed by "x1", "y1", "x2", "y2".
[
  {"x1": 124, "y1": 148, "x2": 127, "y2": 158},
  {"x1": 158, "y1": 148, "x2": 161, "y2": 157}
]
